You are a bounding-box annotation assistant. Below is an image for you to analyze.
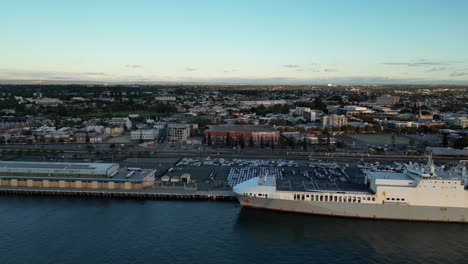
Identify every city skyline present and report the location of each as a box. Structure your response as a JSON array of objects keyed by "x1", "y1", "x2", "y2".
[{"x1": 2, "y1": 0, "x2": 468, "y2": 84}]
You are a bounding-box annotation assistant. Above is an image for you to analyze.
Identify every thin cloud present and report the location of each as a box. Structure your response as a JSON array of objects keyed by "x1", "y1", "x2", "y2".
[
  {"x1": 426, "y1": 67, "x2": 447, "y2": 72},
  {"x1": 84, "y1": 72, "x2": 107, "y2": 76},
  {"x1": 283, "y1": 64, "x2": 300, "y2": 68},
  {"x1": 451, "y1": 72, "x2": 468, "y2": 77},
  {"x1": 184, "y1": 67, "x2": 197, "y2": 72},
  {"x1": 324, "y1": 68, "x2": 338, "y2": 72},
  {"x1": 383, "y1": 60, "x2": 464, "y2": 67},
  {"x1": 223, "y1": 69, "x2": 237, "y2": 73},
  {"x1": 126, "y1": 64, "x2": 144, "y2": 68}
]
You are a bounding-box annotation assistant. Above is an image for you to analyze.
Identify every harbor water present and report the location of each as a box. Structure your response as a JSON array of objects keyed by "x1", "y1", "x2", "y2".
[{"x1": 0, "y1": 196, "x2": 467, "y2": 264}]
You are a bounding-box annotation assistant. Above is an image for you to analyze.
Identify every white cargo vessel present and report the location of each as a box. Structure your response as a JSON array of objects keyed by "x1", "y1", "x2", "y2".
[{"x1": 233, "y1": 157, "x2": 468, "y2": 223}]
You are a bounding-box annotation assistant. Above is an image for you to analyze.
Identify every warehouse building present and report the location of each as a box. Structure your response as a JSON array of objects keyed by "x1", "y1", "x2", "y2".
[{"x1": 0, "y1": 161, "x2": 156, "y2": 190}]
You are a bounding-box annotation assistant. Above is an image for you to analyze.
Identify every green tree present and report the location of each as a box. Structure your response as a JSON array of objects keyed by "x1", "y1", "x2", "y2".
[
  {"x1": 238, "y1": 134, "x2": 245, "y2": 149},
  {"x1": 318, "y1": 135, "x2": 325, "y2": 145},
  {"x1": 442, "y1": 134, "x2": 449, "y2": 146},
  {"x1": 454, "y1": 136, "x2": 468, "y2": 149},
  {"x1": 207, "y1": 133, "x2": 212, "y2": 146},
  {"x1": 336, "y1": 141, "x2": 347, "y2": 148},
  {"x1": 248, "y1": 136, "x2": 254, "y2": 147},
  {"x1": 225, "y1": 132, "x2": 232, "y2": 146},
  {"x1": 302, "y1": 138, "x2": 308, "y2": 151}
]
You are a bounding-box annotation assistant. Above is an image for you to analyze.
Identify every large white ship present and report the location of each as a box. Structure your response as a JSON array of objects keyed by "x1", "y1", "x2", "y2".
[{"x1": 233, "y1": 157, "x2": 468, "y2": 223}]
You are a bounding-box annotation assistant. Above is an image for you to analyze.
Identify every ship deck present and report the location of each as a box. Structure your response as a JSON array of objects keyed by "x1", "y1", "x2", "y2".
[{"x1": 276, "y1": 179, "x2": 370, "y2": 194}]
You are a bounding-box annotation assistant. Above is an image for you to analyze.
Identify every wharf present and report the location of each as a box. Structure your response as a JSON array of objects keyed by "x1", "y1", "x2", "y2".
[{"x1": 0, "y1": 187, "x2": 236, "y2": 201}]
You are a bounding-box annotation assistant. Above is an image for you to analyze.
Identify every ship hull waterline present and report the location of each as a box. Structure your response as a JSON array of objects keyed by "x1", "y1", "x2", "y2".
[{"x1": 237, "y1": 195, "x2": 468, "y2": 223}]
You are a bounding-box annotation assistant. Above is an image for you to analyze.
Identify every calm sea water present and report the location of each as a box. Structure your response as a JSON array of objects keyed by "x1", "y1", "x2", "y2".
[{"x1": 0, "y1": 197, "x2": 467, "y2": 264}]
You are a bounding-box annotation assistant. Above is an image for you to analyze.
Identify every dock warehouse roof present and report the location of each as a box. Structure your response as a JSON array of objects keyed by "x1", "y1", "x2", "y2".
[{"x1": 0, "y1": 161, "x2": 119, "y2": 177}]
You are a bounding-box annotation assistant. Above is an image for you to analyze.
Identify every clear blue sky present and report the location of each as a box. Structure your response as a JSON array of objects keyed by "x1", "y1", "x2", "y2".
[{"x1": 1, "y1": 0, "x2": 468, "y2": 84}]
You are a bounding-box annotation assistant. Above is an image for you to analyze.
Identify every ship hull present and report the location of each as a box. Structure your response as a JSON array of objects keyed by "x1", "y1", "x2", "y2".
[{"x1": 237, "y1": 195, "x2": 468, "y2": 223}]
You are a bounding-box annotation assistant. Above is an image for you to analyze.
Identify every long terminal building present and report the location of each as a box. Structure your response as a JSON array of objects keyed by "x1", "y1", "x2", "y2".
[{"x1": 0, "y1": 161, "x2": 156, "y2": 190}]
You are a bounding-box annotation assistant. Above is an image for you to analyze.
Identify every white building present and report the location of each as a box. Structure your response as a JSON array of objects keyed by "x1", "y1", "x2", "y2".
[
  {"x1": 30, "y1": 97, "x2": 63, "y2": 107},
  {"x1": 155, "y1": 96, "x2": 176, "y2": 101},
  {"x1": 322, "y1": 114, "x2": 348, "y2": 129},
  {"x1": 167, "y1": 124, "x2": 190, "y2": 143},
  {"x1": 291, "y1": 107, "x2": 311, "y2": 116},
  {"x1": 337, "y1": 106, "x2": 374, "y2": 116},
  {"x1": 131, "y1": 129, "x2": 158, "y2": 141},
  {"x1": 303, "y1": 109, "x2": 317, "y2": 122},
  {"x1": 446, "y1": 117, "x2": 468, "y2": 128},
  {"x1": 109, "y1": 117, "x2": 132, "y2": 129}
]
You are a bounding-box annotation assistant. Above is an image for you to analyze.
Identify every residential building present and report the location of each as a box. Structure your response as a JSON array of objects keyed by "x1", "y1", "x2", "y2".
[
  {"x1": 155, "y1": 96, "x2": 176, "y2": 101},
  {"x1": 104, "y1": 125, "x2": 125, "y2": 137},
  {"x1": 109, "y1": 117, "x2": 132, "y2": 129},
  {"x1": 131, "y1": 129, "x2": 158, "y2": 141},
  {"x1": 446, "y1": 117, "x2": 468, "y2": 128},
  {"x1": 322, "y1": 115, "x2": 348, "y2": 129},
  {"x1": 205, "y1": 125, "x2": 279, "y2": 145},
  {"x1": 167, "y1": 124, "x2": 190, "y2": 143},
  {"x1": 376, "y1": 95, "x2": 400, "y2": 105},
  {"x1": 303, "y1": 109, "x2": 317, "y2": 121}
]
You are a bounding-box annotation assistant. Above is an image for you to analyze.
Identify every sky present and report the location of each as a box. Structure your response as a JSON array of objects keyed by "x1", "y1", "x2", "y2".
[{"x1": 1, "y1": 0, "x2": 468, "y2": 84}]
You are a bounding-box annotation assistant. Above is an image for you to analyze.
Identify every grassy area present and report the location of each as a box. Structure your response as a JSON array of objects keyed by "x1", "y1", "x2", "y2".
[{"x1": 348, "y1": 134, "x2": 410, "y2": 145}]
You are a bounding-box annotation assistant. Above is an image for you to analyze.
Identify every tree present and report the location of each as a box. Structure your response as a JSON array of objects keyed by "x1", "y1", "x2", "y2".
[
  {"x1": 248, "y1": 136, "x2": 254, "y2": 147},
  {"x1": 86, "y1": 145, "x2": 94, "y2": 153},
  {"x1": 442, "y1": 134, "x2": 449, "y2": 146},
  {"x1": 288, "y1": 137, "x2": 295, "y2": 149},
  {"x1": 260, "y1": 136, "x2": 265, "y2": 149},
  {"x1": 454, "y1": 136, "x2": 468, "y2": 149},
  {"x1": 336, "y1": 141, "x2": 347, "y2": 148},
  {"x1": 318, "y1": 135, "x2": 325, "y2": 145},
  {"x1": 391, "y1": 135, "x2": 395, "y2": 147},
  {"x1": 207, "y1": 133, "x2": 212, "y2": 146},
  {"x1": 226, "y1": 132, "x2": 232, "y2": 146},
  {"x1": 302, "y1": 138, "x2": 308, "y2": 151},
  {"x1": 409, "y1": 139, "x2": 416, "y2": 146},
  {"x1": 238, "y1": 134, "x2": 245, "y2": 149}
]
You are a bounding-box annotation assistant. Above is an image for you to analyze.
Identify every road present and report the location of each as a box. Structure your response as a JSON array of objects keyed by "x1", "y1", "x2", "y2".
[{"x1": 0, "y1": 143, "x2": 464, "y2": 162}]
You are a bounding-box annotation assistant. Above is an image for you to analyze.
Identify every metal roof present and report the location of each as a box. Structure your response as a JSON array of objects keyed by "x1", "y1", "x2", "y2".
[{"x1": 0, "y1": 161, "x2": 117, "y2": 171}]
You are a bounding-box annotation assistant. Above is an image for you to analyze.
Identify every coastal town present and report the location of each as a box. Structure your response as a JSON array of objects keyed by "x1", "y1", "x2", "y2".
[
  {"x1": 0, "y1": 84, "x2": 466, "y2": 156},
  {"x1": 0, "y1": 84, "x2": 465, "y2": 199}
]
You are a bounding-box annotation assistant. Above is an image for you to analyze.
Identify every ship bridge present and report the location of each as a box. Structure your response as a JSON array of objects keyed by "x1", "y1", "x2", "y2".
[{"x1": 365, "y1": 171, "x2": 417, "y2": 193}]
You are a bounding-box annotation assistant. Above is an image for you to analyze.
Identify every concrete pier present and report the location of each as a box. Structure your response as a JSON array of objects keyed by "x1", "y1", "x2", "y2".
[{"x1": 0, "y1": 187, "x2": 236, "y2": 201}]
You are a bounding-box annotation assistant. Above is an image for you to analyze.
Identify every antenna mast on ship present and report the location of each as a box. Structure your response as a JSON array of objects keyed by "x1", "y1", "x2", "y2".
[
  {"x1": 424, "y1": 152, "x2": 436, "y2": 177},
  {"x1": 460, "y1": 160, "x2": 468, "y2": 188}
]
